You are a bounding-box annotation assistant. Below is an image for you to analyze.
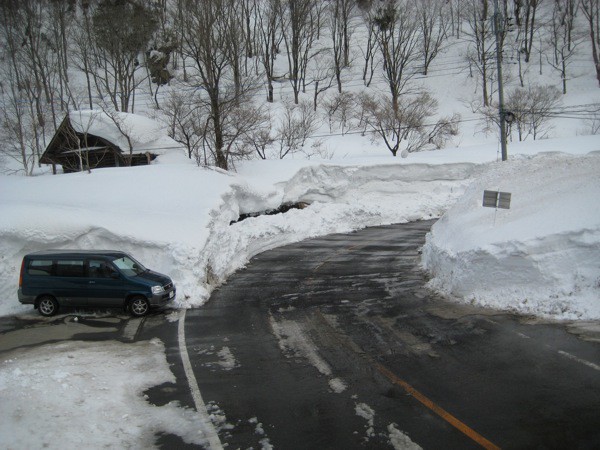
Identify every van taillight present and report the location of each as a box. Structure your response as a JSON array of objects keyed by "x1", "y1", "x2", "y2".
[{"x1": 19, "y1": 259, "x2": 25, "y2": 287}]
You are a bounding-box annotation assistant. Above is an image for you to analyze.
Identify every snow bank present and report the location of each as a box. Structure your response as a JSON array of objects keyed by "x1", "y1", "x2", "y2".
[
  {"x1": 200, "y1": 162, "x2": 476, "y2": 293},
  {"x1": 422, "y1": 152, "x2": 600, "y2": 320},
  {"x1": 0, "y1": 162, "x2": 236, "y2": 315}
]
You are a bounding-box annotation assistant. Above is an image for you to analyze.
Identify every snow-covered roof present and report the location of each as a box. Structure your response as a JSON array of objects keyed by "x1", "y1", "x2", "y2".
[{"x1": 69, "y1": 110, "x2": 180, "y2": 155}]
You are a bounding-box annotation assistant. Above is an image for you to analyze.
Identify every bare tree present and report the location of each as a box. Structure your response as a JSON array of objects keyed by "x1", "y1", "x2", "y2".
[
  {"x1": 359, "y1": 6, "x2": 381, "y2": 86},
  {"x1": 0, "y1": 83, "x2": 39, "y2": 175},
  {"x1": 48, "y1": 1, "x2": 77, "y2": 114},
  {"x1": 21, "y1": 1, "x2": 62, "y2": 130},
  {"x1": 240, "y1": 0, "x2": 258, "y2": 59},
  {"x1": 178, "y1": 0, "x2": 263, "y2": 170},
  {"x1": 373, "y1": 0, "x2": 423, "y2": 111},
  {"x1": 516, "y1": 0, "x2": 544, "y2": 63},
  {"x1": 256, "y1": 0, "x2": 284, "y2": 103},
  {"x1": 98, "y1": 105, "x2": 137, "y2": 165},
  {"x1": 222, "y1": 0, "x2": 247, "y2": 99},
  {"x1": 583, "y1": 106, "x2": 600, "y2": 134},
  {"x1": 505, "y1": 84, "x2": 562, "y2": 140},
  {"x1": 60, "y1": 110, "x2": 105, "y2": 174},
  {"x1": 161, "y1": 90, "x2": 205, "y2": 161},
  {"x1": 322, "y1": 91, "x2": 356, "y2": 134},
  {"x1": 464, "y1": 0, "x2": 498, "y2": 106},
  {"x1": 581, "y1": 0, "x2": 600, "y2": 87},
  {"x1": 417, "y1": 0, "x2": 451, "y2": 75},
  {"x1": 242, "y1": 123, "x2": 275, "y2": 160},
  {"x1": 360, "y1": 91, "x2": 459, "y2": 156},
  {"x1": 221, "y1": 103, "x2": 271, "y2": 168},
  {"x1": 547, "y1": 0, "x2": 581, "y2": 94},
  {"x1": 90, "y1": 0, "x2": 158, "y2": 112},
  {"x1": 329, "y1": 0, "x2": 356, "y2": 92},
  {"x1": 281, "y1": 0, "x2": 320, "y2": 104},
  {"x1": 307, "y1": 50, "x2": 336, "y2": 111},
  {"x1": 276, "y1": 101, "x2": 319, "y2": 158},
  {"x1": 447, "y1": 0, "x2": 463, "y2": 38},
  {"x1": 71, "y1": 10, "x2": 98, "y2": 110},
  {"x1": 0, "y1": 1, "x2": 54, "y2": 174}
]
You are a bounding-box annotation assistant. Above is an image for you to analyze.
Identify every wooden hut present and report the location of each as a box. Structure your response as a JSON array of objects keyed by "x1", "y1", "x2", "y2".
[{"x1": 41, "y1": 110, "x2": 177, "y2": 173}]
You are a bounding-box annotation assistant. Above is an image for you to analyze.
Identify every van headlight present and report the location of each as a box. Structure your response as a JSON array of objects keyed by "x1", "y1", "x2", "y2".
[{"x1": 151, "y1": 285, "x2": 165, "y2": 295}]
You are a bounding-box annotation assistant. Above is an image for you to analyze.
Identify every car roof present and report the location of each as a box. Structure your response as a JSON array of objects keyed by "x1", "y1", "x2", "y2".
[{"x1": 25, "y1": 250, "x2": 130, "y2": 259}]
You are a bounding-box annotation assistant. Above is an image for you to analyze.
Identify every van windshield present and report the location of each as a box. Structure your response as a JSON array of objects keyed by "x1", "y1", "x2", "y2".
[{"x1": 111, "y1": 256, "x2": 147, "y2": 277}]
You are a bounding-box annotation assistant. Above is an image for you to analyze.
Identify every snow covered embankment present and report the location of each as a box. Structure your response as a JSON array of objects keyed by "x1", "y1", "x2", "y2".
[
  {"x1": 422, "y1": 153, "x2": 600, "y2": 321},
  {"x1": 191, "y1": 162, "x2": 478, "y2": 307}
]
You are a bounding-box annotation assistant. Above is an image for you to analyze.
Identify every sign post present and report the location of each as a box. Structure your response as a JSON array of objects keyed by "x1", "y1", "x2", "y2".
[
  {"x1": 483, "y1": 190, "x2": 511, "y2": 209},
  {"x1": 483, "y1": 190, "x2": 511, "y2": 226}
]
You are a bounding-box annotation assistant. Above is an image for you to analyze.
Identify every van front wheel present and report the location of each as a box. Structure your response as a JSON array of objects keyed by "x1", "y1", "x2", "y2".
[
  {"x1": 129, "y1": 296, "x2": 150, "y2": 317},
  {"x1": 38, "y1": 296, "x2": 58, "y2": 317}
]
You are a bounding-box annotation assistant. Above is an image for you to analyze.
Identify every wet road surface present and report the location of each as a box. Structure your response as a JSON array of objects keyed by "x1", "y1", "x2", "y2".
[{"x1": 179, "y1": 220, "x2": 600, "y2": 449}]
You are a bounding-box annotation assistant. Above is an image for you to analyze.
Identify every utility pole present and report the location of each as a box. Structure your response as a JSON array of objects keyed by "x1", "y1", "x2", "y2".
[{"x1": 493, "y1": 0, "x2": 508, "y2": 161}]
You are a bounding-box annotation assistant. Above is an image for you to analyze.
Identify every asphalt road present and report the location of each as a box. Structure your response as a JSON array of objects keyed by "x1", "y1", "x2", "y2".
[
  {"x1": 1, "y1": 220, "x2": 599, "y2": 449},
  {"x1": 176, "y1": 220, "x2": 600, "y2": 450}
]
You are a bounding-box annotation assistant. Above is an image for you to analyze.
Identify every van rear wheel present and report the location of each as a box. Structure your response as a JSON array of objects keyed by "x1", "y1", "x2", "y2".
[
  {"x1": 129, "y1": 296, "x2": 150, "y2": 317},
  {"x1": 38, "y1": 296, "x2": 58, "y2": 317}
]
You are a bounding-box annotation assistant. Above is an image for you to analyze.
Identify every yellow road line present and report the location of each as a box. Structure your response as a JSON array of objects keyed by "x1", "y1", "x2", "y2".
[
  {"x1": 316, "y1": 311, "x2": 501, "y2": 449},
  {"x1": 375, "y1": 362, "x2": 501, "y2": 450}
]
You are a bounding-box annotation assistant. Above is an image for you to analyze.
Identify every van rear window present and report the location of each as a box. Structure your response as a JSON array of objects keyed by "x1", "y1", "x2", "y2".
[{"x1": 28, "y1": 260, "x2": 53, "y2": 276}]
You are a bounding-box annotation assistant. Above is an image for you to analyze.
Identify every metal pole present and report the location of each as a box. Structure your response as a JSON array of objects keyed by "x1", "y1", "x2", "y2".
[{"x1": 494, "y1": 0, "x2": 508, "y2": 161}]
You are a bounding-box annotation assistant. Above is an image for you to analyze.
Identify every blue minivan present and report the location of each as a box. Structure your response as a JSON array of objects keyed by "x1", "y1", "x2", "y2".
[{"x1": 18, "y1": 250, "x2": 176, "y2": 317}]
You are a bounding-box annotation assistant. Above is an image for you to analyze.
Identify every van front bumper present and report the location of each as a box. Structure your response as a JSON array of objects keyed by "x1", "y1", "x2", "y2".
[{"x1": 150, "y1": 287, "x2": 176, "y2": 307}]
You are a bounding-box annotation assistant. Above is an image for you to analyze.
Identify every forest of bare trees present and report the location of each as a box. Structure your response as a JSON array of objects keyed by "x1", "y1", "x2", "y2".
[{"x1": 0, "y1": 0, "x2": 598, "y2": 174}]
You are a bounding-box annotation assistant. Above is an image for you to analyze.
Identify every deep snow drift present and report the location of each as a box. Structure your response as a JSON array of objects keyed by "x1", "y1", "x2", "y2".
[
  {"x1": 0, "y1": 135, "x2": 599, "y2": 320},
  {"x1": 422, "y1": 152, "x2": 600, "y2": 320}
]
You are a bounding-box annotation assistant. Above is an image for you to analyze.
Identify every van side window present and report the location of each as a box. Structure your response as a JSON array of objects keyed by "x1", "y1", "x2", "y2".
[
  {"x1": 55, "y1": 260, "x2": 85, "y2": 277},
  {"x1": 88, "y1": 260, "x2": 118, "y2": 278},
  {"x1": 28, "y1": 260, "x2": 53, "y2": 276}
]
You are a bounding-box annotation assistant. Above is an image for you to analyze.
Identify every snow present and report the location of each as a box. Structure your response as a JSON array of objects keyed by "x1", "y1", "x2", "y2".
[
  {"x1": 1, "y1": 136, "x2": 599, "y2": 320},
  {"x1": 0, "y1": 339, "x2": 212, "y2": 448},
  {"x1": 69, "y1": 109, "x2": 182, "y2": 156},
  {"x1": 422, "y1": 152, "x2": 600, "y2": 320},
  {"x1": 388, "y1": 424, "x2": 422, "y2": 450}
]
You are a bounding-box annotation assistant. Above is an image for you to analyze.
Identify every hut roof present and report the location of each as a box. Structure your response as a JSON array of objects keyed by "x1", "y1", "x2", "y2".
[{"x1": 67, "y1": 110, "x2": 179, "y2": 155}]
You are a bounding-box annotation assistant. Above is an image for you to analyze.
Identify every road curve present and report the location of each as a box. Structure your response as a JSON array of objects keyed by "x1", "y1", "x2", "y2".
[{"x1": 180, "y1": 220, "x2": 600, "y2": 449}]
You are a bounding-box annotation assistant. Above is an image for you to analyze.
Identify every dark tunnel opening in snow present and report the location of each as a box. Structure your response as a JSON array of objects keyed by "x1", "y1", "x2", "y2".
[{"x1": 230, "y1": 202, "x2": 310, "y2": 225}]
